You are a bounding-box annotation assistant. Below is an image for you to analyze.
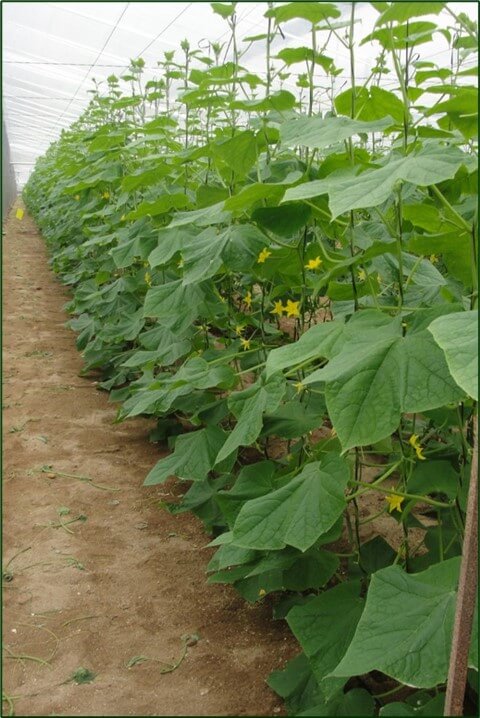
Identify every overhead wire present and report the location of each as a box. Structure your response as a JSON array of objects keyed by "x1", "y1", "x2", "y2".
[{"x1": 51, "y1": 2, "x2": 131, "y2": 133}]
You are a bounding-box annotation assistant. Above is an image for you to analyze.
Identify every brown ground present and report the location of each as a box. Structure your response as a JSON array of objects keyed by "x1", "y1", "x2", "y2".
[{"x1": 2, "y1": 203, "x2": 293, "y2": 717}]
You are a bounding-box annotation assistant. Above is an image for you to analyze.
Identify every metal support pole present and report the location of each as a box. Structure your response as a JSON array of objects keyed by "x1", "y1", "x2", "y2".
[{"x1": 444, "y1": 414, "x2": 478, "y2": 716}]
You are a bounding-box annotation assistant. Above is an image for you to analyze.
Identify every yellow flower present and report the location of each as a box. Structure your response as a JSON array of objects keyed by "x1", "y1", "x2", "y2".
[
  {"x1": 357, "y1": 268, "x2": 367, "y2": 281},
  {"x1": 305, "y1": 256, "x2": 322, "y2": 270},
  {"x1": 330, "y1": 427, "x2": 337, "y2": 437},
  {"x1": 244, "y1": 291, "x2": 252, "y2": 308},
  {"x1": 240, "y1": 338, "x2": 251, "y2": 351},
  {"x1": 409, "y1": 433, "x2": 426, "y2": 461},
  {"x1": 294, "y1": 381, "x2": 305, "y2": 394},
  {"x1": 257, "y1": 248, "x2": 272, "y2": 264},
  {"x1": 74, "y1": 195, "x2": 80, "y2": 201},
  {"x1": 102, "y1": 191, "x2": 110, "y2": 199},
  {"x1": 258, "y1": 588, "x2": 266, "y2": 597},
  {"x1": 430, "y1": 254, "x2": 438, "y2": 264},
  {"x1": 144, "y1": 272, "x2": 152, "y2": 287},
  {"x1": 285, "y1": 300, "x2": 300, "y2": 318},
  {"x1": 385, "y1": 493, "x2": 404, "y2": 513},
  {"x1": 235, "y1": 324, "x2": 245, "y2": 336},
  {"x1": 270, "y1": 300, "x2": 285, "y2": 316}
]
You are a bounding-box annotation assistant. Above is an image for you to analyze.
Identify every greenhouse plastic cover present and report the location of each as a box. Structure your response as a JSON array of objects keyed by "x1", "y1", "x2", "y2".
[{"x1": 3, "y1": 1, "x2": 477, "y2": 187}]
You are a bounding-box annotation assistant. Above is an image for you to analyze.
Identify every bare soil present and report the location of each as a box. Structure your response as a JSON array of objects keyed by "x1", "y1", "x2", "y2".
[{"x1": 2, "y1": 204, "x2": 293, "y2": 717}]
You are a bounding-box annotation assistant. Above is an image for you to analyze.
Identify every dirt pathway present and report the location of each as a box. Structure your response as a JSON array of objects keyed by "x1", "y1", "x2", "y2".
[{"x1": 2, "y1": 203, "x2": 292, "y2": 717}]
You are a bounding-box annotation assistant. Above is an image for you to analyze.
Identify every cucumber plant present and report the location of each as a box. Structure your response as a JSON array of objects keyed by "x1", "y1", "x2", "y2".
[{"x1": 24, "y1": 2, "x2": 478, "y2": 715}]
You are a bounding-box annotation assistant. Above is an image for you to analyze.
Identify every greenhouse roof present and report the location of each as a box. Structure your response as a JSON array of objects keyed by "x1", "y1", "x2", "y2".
[{"x1": 3, "y1": 0, "x2": 478, "y2": 186}]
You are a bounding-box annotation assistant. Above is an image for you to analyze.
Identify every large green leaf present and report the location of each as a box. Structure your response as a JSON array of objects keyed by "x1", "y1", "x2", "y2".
[
  {"x1": 330, "y1": 558, "x2": 478, "y2": 688},
  {"x1": 144, "y1": 426, "x2": 228, "y2": 485},
  {"x1": 334, "y1": 87, "x2": 404, "y2": 123},
  {"x1": 304, "y1": 326, "x2": 465, "y2": 450},
  {"x1": 428, "y1": 311, "x2": 478, "y2": 400},
  {"x1": 143, "y1": 280, "x2": 204, "y2": 333},
  {"x1": 283, "y1": 144, "x2": 467, "y2": 218},
  {"x1": 266, "y1": 321, "x2": 343, "y2": 378},
  {"x1": 230, "y1": 90, "x2": 296, "y2": 113},
  {"x1": 232, "y1": 455, "x2": 349, "y2": 551},
  {"x1": 181, "y1": 224, "x2": 268, "y2": 282},
  {"x1": 148, "y1": 227, "x2": 196, "y2": 268},
  {"x1": 375, "y1": 2, "x2": 445, "y2": 26},
  {"x1": 212, "y1": 130, "x2": 258, "y2": 178},
  {"x1": 287, "y1": 580, "x2": 364, "y2": 695},
  {"x1": 125, "y1": 193, "x2": 189, "y2": 220},
  {"x1": 276, "y1": 48, "x2": 333, "y2": 73},
  {"x1": 121, "y1": 165, "x2": 172, "y2": 192},
  {"x1": 281, "y1": 115, "x2": 395, "y2": 150},
  {"x1": 265, "y1": 2, "x2": 341, "y2": 24},
  {"x1": 408, "y1": 231, "x2": 472, "y2": 286},
  {"x1": 215, "y1": 375, "x2": 286, "y2": 463}
]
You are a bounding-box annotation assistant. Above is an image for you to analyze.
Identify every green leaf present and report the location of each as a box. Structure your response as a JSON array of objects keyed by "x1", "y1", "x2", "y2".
[
  {"x1": 334, "y1": 87, "x2": 404, "y2": 123},
  {"x1": 266, "y1": 321, "x2": 343, "y2": 378},
  {"x1": 265, "y1": 2, "x2": 341, "y2": 25},
  {"x1": 252, "y1": 203, "x2": 311, "y2": 239},
  {"x1": 428, "y1": 311, "x2": 478, "y2": 400},
  {"x1": 144, "y1": 426, "x2": 228, "y2": 485},
  {"x1": 232, "y1": 455, "x2": 349, "y2": 551},
  {"x1": 407, "y1": 460, "x2": 459, "y2": 500},
  {"x1": 230, "y1": 90, "x2": 297, "y2": 113},
  {"x1": 304, "y1": 325, "x2": 464, "y2": 450},
  {"x1": 402, "y1": 203, "x2": 442, "y2": 232},
  {"x1": 375, "y1": 3, "x2": 445, "y2": 26},
  {"x1": 167, "y1": 201, "x2": 231, "y2": 228},
  {"x1": 287, "y1": 580, "x2": 364, "y2": 694},
  {"x1": 299, "y1": 688, "x2": 375, "y2": 716},
  {"x1": 280, "y1": 115, "x2": 395, "y2": 149},
  {"x1": 212, "y1": 130, "x2": 257, "y2": 178},
  {"x1": 181, "y1": 224, "x2": 268, "y2": 282},
  {"x1": 262, "y1": 400, "x2": 326, "y2": 439},
  {"x1": 215, "y1": 376, "x2": 286, "y2": 463},
  {"x1": 283, "y1": 143, "x2": 468, "y2": 219},
  {"x1": 379, "y1": 694, "x2": 445, "y2": 716},
  {"x1": 408, "y1": 231, "x2": 472, "y2": 286},
  {"x1": 331, "y1": 557, "x2": 478, "y2": 688},
  {"x1": 181, "y1": 228, "x2": 225, "y2": 284},
  {"x1": 268, "y1": 652, "x2": 323, "y2": 715},
  {"x1": 210, "y1": 2, "x2": 235, "y2": 19},
  {"x1": 143, "y1": 280, "x2": 204, "y2": 334},
  {"x1": 110, "y1": 235, "x2": 157, "y2": 268},
  {"x1": 148, "y1": 227, "x2": 196, "y2": 268},
  {"x1": 125, "y1": 193, "x2": 189, "y2": 220},
  {"x1": 276, "y1": 48, "x2": 333, "y2": 73},
  {"x1": 121, "y1": 165, "x2": 172, "y2": 192}
]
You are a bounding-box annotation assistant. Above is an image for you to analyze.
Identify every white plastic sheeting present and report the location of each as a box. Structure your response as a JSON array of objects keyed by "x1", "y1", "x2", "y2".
[
  {"x1": 3, "y1": 1, "x2": 477, "y2": 187},
  {"x1": 2, "y1": 119, "x2": 17, "y2": 214}
]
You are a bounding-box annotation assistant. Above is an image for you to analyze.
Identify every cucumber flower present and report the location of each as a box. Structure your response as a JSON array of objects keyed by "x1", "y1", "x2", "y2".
[
  {"x1": 409, "y1": 433, "x2": 426, "y2": 461},
  {"x1": 244, "y1": 291, "x2": 252, "y2": 308},
  {"x1": 285, "y1": 300, "x2": 300, "y2": 318},
  {"x1": 305, "y1": 256, "x2": 322, "y2": 270},
  {"x1": 357, "y1": 268, "x2": 367, "y2": 281},
  {"x1": 240, "y1": 338, "x2": 251, "y2": 351},
  {"x1": 270, "y1": 300, "x2": 285, "y2": 316},
  {"x1": 386, "y1": 493, "x2": 404, "y2": 513},
  {"x1": 257, "y1": 248, "x2": 272, "y2": 264}
]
